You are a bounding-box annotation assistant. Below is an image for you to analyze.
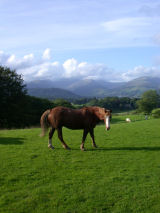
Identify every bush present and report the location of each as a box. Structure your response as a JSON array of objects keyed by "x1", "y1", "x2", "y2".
[
  {"x1": 152, "y1": 108, "x2": 160, "y2": 118},
  {"x1": 136, "y1": 90, "x2": 160, "y2": 114}
]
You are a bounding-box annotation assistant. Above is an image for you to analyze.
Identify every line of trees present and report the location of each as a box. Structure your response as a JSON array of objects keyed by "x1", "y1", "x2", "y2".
[
  {"x1": 0, "y1": 66, "x2": 54, "y2": 128},
  {"x1": 1, "y1": 66, "x2": 160, "y2": 128},
  {"x1": 84, "y1": 97, "x2": 137, "y2": 111}
]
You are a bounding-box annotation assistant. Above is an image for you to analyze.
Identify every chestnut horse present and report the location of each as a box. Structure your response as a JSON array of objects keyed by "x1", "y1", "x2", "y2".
[{"x1": 40, "y1": 106, "x2": 112, "y2": 151}]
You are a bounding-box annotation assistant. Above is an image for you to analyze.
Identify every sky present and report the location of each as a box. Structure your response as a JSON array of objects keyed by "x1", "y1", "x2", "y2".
[{"x1": 0, "y1": 0, "x2": 160, "y2": 82}]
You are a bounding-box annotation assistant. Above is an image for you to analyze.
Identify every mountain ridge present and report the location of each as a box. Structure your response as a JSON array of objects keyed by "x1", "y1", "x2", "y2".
[
  {"x1": 27, "y1": 87, "x2": 81, "y2": 100},
  {"x1": 26, "y1": 76, "x2": 160, "y2": 99}
]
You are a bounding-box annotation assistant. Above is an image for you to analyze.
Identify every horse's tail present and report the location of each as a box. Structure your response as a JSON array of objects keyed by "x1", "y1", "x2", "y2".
[{"x1": 40, "y1": 109, "x2": 51, "y2": 137}]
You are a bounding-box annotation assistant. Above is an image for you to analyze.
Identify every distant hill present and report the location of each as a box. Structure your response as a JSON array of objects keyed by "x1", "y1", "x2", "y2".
[
  {"x1": 27, "y1": 88, "x2": 81, "y2": 100},
  {"x1": 27, "y1": 80, "x2": 55, "y2": 88},
  {"x1": 107, "y1": 76, "x2": 160, "y2": 97},
  {"x1": 66, "y1": 79, "x2": 124, "y2": 97},
  {"x1": 26, "y1": 76, "x2": 160, "y2": 98}
]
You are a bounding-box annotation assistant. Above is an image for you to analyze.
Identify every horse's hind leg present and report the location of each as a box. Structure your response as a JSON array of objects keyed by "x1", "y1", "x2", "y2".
[
  {"x1": 57, "y1": 128, "x2": 70, "y2": 150},
  {"x1": 48, "y1": 127, "x2": 55, "y2": 149}
]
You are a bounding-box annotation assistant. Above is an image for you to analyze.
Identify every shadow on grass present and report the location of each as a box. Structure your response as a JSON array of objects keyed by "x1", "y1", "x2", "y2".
[
  {"x1": 86, "y1": 146, "x2": 160, "y2": 152},
  {"x1": 53, "y1": 146, "x2": 160, "y2": 152},
  {"x1": 0, "y1": 137, "x2": 24, "y2": 145}
]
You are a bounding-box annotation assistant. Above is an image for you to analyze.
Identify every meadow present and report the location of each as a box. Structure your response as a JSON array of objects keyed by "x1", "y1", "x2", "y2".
[{"x1": 0, "y1": 115, "x2": 160, "y2": 213}]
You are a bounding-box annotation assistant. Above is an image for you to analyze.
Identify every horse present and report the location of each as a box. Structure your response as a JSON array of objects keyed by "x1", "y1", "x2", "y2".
[{"x1": 40, "y1": 106, "x2": 112, "y2": 151}]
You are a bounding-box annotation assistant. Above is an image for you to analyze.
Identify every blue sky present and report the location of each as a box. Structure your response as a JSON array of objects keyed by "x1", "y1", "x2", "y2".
[{"x1": 0, "y1": 0, "x2": 160, "y2": 82}]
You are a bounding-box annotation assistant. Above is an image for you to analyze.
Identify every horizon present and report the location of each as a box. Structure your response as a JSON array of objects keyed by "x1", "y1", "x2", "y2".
[
  {"x1": 0, "y1": 0, "x2": 160, "y2": 82},
  {"x1": 25, "y1": 75, "x2": 160, "y2": 84}
]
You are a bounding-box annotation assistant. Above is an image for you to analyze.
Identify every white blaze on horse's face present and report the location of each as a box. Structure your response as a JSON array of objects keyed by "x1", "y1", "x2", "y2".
[
  {"x1": 104, "y1": 109, "x2": 111, "y2": 130},
  {"x1": 105, "y1": 115, "x2": 110, "y2": 130}
]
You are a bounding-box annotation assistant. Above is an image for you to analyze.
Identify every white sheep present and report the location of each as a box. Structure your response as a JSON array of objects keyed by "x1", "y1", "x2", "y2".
[{"x1": 126, "y1": 118, "x2": 131, "y2": 122}]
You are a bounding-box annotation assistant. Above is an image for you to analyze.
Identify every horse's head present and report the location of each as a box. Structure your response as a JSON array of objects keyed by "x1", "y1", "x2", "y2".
[{"x1": 94, "y1": 107, "x2": 112, "y2": 130}]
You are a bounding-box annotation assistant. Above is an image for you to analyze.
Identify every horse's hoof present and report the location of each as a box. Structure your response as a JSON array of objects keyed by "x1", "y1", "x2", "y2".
[
  {"x1": 80, "y1": 145, "x2": 85, "y2": 151},
  {"x1": 66, "y1": 146, "x2": 71, "y2": 150},
  {"x1": 63, "y1": 145, "x2": 70, "y2": 150},
  {"x1": 48, "y1": 144, "x2": 54, "y2": 149}
]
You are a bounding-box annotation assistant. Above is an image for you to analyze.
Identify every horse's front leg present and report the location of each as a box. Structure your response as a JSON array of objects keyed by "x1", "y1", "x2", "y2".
[
  {"x1": 57, "y1": 127, "x2": 70, "y2": 150},
  {"x1": 80, "y1": 129, "x2": 89, "y2": 151},
  {"x1": 89, "y1": 128, "x2": 97, "y2": 148},
  {"x1": 48, "y1": 128, "x2": 55, "y2": 149}
]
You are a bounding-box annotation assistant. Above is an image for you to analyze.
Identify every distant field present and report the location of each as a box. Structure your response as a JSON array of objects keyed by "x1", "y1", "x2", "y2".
[{"x1": 0, "y1": 115, "x2": 160, "y2": 213}]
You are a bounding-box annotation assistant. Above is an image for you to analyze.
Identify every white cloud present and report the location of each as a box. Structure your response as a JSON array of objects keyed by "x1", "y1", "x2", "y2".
[
  {"x1": 7, "y1": 54, "x2": 16, "y2": 63},
  {"x1": 122, "y1": 66, "x2": 160, "y2": 81},
  {"x1": 102, "y1": 17, "x2": 158, "y2": 35},
  {"x1": 101, "y1": 17, "x2": 160, "y2": 47},
  {"x1": 0, "y1": 50, "x2": 160, "y2": 82},
  {"x1": 0, "y1": 51, "x2": 10, "y2": 64},
  {"x1": 5, "y1": 53, "x2": 35, "y2": 70},
  {"x1": 0, "y1": 50, "x2": 118, "y2": 81},
  {"x1": 63, "y1": 58, "x2": 78, "y2": 78},
  {"x1": 35, "y1": 62, "x2": 63, "y2": 79},
  {"x1": 42, "y1": 48, "x2": 51, "y2": 60},
  {"x1": 0, "y1": 1, "x2": 160, "y2": 51}
]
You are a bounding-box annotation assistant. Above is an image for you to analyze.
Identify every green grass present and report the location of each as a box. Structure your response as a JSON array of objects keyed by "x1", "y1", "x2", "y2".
[{"x1": 0, "y1": 116, "x2": 160, "y2": 213}]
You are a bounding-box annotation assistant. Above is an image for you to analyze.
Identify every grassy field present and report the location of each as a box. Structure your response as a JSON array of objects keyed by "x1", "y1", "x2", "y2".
[{"x1": 0, "y1": 115, "x2": 160, "y2": 213}]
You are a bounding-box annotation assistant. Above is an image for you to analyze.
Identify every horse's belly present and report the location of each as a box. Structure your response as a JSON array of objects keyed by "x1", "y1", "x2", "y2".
[
  {"x1": 64, "y1": 123, "x2": 84, "y2": 130},
  {"x1": 62, "y1": 117, "x2": 85, "y2": 129}
]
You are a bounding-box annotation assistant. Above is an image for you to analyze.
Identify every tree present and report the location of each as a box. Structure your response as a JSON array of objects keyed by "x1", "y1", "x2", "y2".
[
  {"x1": 136, "y1": 90, "x2": 160, "y2": 114},
  {"x1": 0, "y1": 66, "x2": 27, "y2": 127},
  {"x1": 53, "y1": 99, "x2": 74, "y2": 108},
  {"x1": 0, "y1": 66, "x2": 57, "y2": 128},
  {"x1": 20, "y1": 95, "x2": 54, "y2": 127}
]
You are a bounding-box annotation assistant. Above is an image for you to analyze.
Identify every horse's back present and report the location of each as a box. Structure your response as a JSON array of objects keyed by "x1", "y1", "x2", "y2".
[{"x1": 48, "y1": 106, "x2": 93, "y2": 129}]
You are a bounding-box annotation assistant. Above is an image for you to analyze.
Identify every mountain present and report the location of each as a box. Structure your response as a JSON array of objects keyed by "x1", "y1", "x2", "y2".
[
  {"x1": 108, "y1": 76, "x2": 160, "y2": 97},
  {"x1": 26, "y1": 78, "x2": 124, "y2": 97},
  {"x1": 27, "y1": 79, "x2": 78, "y2": 89},
  {"x1": 66, "y1": 79, "x2": 124, "y2": 96},
  {"x1": 27, "y1": 88, "x2": 81, "y2": 100},
  {"x1": 26, "y1": 76, "x2": 160, "y2": 98},
  {"x1": 27, "y1": 80, "x2": 57, "y2": 88}
]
